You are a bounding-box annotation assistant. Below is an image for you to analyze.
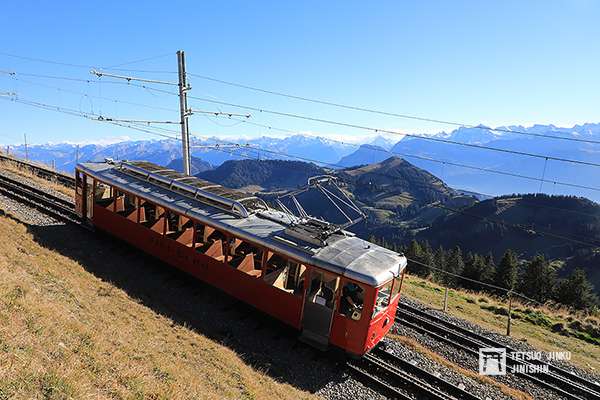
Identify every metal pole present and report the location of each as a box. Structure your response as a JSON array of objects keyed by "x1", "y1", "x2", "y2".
[
  {"x1": 23, "y1": 133, "x2": 28, "y2": 160},
  {"x1": 76, "y1": 144, "x2": 80, "y2": 164},
  {"x1": 506, "y1": 292, "x2": 513, "y2": 336},
  {"x1": 177, "y1": 50, "x2": 191, "y2": 175},
  {"x1": 443, "y1": 285, "x2": 449, "y2": 312},
  {"x1": 51, "y1": 160, "x2": 55, "y2": 170}
]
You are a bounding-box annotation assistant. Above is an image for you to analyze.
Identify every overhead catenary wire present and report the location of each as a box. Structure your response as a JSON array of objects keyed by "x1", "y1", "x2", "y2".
[
  {"x1": 0, "y1": 70, "x2": 132, "y2": 85},
  {"x1": 90, "y1": 69, "x2": 178, "y2": 86},
  {"x1": 405, "y1": 257, "x2": 544, "y2": 305},
  {"x1": 10, "y1": 87, "x2": 596, "y2": 196},
  {"x1": 59, "y1": 73, "x2": 599, "y2": 168},
  {"x1": 0, "y1": 51, "x2": 176, "y2": 74},
  {"x1": 4, "y1": 94, "x2": 600, "y2": 253},
  {"x1": 122, "y1": 81, "x2": 600, "y2": 169},
  {"x1": 187, "y1": 72, "x2": 600, "y2": 146},
  {"x1": 184, "y1": 94, "x2": 600, "y2": 169},
  {"x1": 225, "y1": 116, "x2": 600, "y2": 195}
]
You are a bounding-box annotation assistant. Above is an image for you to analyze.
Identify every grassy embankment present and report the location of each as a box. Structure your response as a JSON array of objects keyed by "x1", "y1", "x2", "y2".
[
  {"x1": 401, "y1": 274, "x2": 600, "y2": 372},
  {"x1": 0, "y1": 216, "x2": 315, "y2": 400}
]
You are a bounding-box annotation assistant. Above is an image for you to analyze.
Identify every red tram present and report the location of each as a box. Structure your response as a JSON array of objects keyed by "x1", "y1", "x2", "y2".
[{"x1": 75, "y1": 160, "x2": 407, "y2": 356}]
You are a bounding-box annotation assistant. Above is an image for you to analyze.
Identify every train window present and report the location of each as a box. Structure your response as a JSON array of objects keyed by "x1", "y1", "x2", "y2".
[
  {"x1": 141, "y1": 201, "x2": 166, "y2": 235},
  {"x1": 228, "y1": 238, "x2": 263, "y2": 277},
  {"x1": 115, "y1": 190, "x2": 136, "y2": 216},
  {"x1": 264, "y1": 253, "x2": 289, "y2": 290},
  {"x1": 164, "y1": 211, "x2": 194, "y2": 246},
  {"x1": 284, "y1": 262, "x2": 306, "y2": 295},
  {"x1": 374, "y1": 280, "x2": 393, "y2": 316},
  {"x1": 94, "y1": 181, "x2": 113, "y2": 207},
  {"x1": 339, "y1": 281, "x2": 365, "y2": 321},
  {"x1": 263, "y1": 254, "x2": 305, "y2": 294},
  {"x1": 391, "y1": 273, "x2": 403, "y2": 300},
  {"x1": 307, "y1": 271, "x2": 338, "y2": 308},
  {"x1": 194, "y1": 223, "x2": 226, "y2": 261}
]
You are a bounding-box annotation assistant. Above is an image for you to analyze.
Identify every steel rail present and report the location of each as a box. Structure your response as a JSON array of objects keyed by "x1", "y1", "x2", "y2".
[
  {"x1": 397, "y1": 304, "x2": 600, "y2": 400},
  {"x1": 371, "y1": 347, "x2": 480, "y2": 400},
  {"x1": 400, "y1": 304, "x2": 600, "y2": 396},
  {"x1": 0, "y1": 174, "x2": 80, "y2": 224},
  {"x1": 402, "y1": 304, "x2": 600, "y2": 393},
  {"x1": 349, "y1": 345, "x2": 478, "y2": 400},
  {"x1": 0, "y1": 153, "x2": 75, "y2": 188},
  {"x1": 346, "y1": 362, "x2": 414, "y2": 400}
]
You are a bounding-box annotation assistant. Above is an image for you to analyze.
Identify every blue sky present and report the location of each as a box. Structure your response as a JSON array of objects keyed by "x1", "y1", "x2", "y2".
[{"x1": 1, "y1": 0, "x2": 599, "y2": 145}]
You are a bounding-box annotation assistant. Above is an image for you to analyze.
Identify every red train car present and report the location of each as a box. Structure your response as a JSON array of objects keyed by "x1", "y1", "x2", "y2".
[{"x1": 75, "y1": 160, "x2": 407, "y2": 356}]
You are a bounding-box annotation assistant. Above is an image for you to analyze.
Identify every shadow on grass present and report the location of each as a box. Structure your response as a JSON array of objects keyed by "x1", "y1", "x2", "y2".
[{"x1": 26, "y1": 223, "x2": 347, "y2": 393}]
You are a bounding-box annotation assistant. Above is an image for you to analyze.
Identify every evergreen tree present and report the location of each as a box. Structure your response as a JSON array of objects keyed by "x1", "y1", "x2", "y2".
[
  {"x1": 555, "y1": 268, "x2": 599, "y2": 310},
  {"x1": 482, "y1": 252, "x2": 496, "y2": 284},
  {"x1": 405, "y1": 240, "x2": 423, "y2": 275},
  {"x1": 433, "y1": 246, "x2": 447, "y2": 283},
  {"x1": 444, "y1": 246, "x2": 465, "y2": 287},
  {"x1": 418, "y1": 241, "x2": 435, "y2": 277},
  {"x1": 519, "y1": 255, "x2": 556, "y2": 302},
  {"x1": 462, "y1": 254, "x2": 487, "y2": 290},
  {"x1": 495, "y1": 249, "x2": 518, "y2": 291}
]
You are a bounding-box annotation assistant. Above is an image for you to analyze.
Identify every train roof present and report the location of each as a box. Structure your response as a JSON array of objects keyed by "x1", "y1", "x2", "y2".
[{"x1": 77, "y1": 160, "x2": 407, "y2": 286}]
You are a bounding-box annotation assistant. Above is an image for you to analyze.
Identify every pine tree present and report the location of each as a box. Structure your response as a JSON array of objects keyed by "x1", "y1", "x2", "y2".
[
  {"x1": 433, "y1": 246, "x2": 447, "y2": 283},
  {"x1": 495, "y1": 249, "x2": 518, "y2": 291},
  {"x1": 462, "y1": 254, "x2": 486, "y2": 290},
  {"x1": 444, "y1": 246, "x2": 465, "y2": 287},
  {"x1": 418, "y1": 241, "x2": 435, "y2": 277},
  {"x1": 555, "y1": 268, "x2": 599, "y2": 310},
  {"x1": 519, "y1": 255, "x2": 556, "y2": 302},
  {"x1": 482, "y1": 252, "x2": 496, "y2": 284},
  {"x1": 405, "y1": 240, "x2": 423, "y2": 275}
]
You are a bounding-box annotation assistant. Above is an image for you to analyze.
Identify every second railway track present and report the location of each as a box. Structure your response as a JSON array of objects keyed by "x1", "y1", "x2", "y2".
[
  {"x1": 397, "y1": 303, "x2": 600, "y2": 400},
  {"x1": 349, "y1": 345, "x2": 480, "y2": 400},
  {"x1": 0, "y1": 153, "x2": 75, "y2": 188},
  {"x1": 0, "y1": 173, "x2": 80, "y2": 224}
]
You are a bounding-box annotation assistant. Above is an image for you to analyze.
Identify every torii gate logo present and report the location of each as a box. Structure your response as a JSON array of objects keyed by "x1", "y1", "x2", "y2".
[{"x1": 479, "y1": 347, "x2": 507, "y2": 376}]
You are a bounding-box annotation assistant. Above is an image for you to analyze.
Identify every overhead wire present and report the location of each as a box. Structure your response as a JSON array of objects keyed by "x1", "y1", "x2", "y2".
[
  {"x1": 184, "y1": 94, "x2": 600, "y2": 169},
  {"x1": 122, "y1": 81, "x2": 600, "y2": 168},
  {"x1": 3, "y1": 94, "x2": 599, "y2": 251},
  {"x1": 0, "y1": 51, "x2": 176, "y2": 74},
  {"x1": 187, "y1": 72, "x2": 600, "y2": 145},
  {"x1": 223, "y1": 116, "x2": 600, "y2": 194}
]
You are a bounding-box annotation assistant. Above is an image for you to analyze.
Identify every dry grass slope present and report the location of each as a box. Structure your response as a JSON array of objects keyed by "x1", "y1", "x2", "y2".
[{"x1": 0, "y1": 217, "x2": 315, "y2": 400}]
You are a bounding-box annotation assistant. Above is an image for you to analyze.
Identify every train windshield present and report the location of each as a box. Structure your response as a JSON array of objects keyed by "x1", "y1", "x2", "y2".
[
  {"x1": 373, "y1": 274, "x2": 403, "y2": 316},
  {"x1": 373, "y1": 279, "x2": 393, "y2": 316}
]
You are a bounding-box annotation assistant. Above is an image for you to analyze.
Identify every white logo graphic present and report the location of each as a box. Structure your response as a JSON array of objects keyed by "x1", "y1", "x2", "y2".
[{"x1": 479, "y1": 347, "x2": 507, "y2": 376}]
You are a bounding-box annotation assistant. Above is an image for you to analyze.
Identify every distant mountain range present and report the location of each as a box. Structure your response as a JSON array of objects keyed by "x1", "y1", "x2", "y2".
[{"x1": 4, "y1": 123, "x2": 599, "y2": 201}]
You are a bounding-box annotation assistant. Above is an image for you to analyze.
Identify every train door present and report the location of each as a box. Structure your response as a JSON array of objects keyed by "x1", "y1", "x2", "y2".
[
  {"x1": 75, "y1": 170, "x2": 93, "y2": 221},
  {"x1": 75, "y1": 170, "x2": 84, "y2": 217},
  {"x1": 300, "y1": 269, "x2": 339, "y2": 348},
  {"x1": 85, "y1": 175, "x2": 93, "y2": 219}
]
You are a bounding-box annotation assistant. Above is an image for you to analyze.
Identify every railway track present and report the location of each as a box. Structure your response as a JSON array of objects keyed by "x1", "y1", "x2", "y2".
[
  {"x1": 397, "y1": 303, "x2": 600, "y2": 400},
  {"x1": 0, "y1": 153, "x2": 75, "y2": 188},
  {"x1": 349, "y1": 345, "x2": 479, "y2": 400},
  {"x1": 0, "y1": 173, "x2": 80, "y2": 224}
]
